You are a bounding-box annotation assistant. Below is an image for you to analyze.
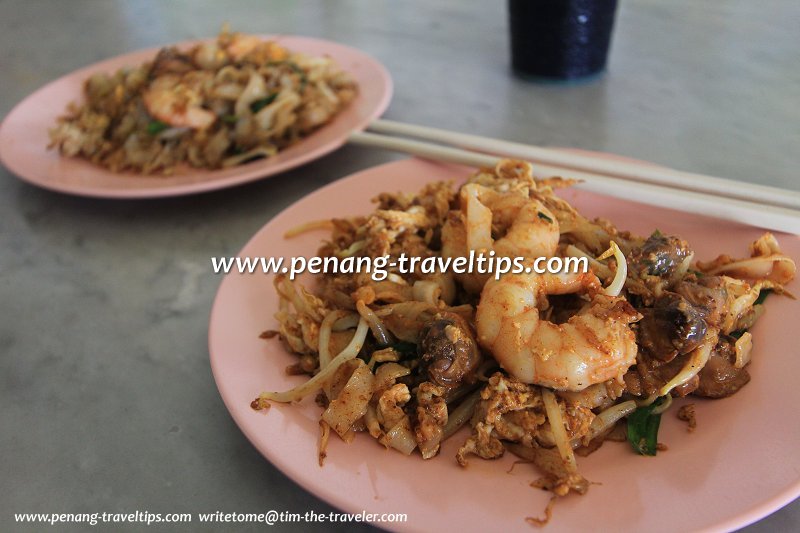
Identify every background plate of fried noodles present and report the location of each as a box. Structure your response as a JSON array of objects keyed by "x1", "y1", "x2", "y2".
[
  {"x1": 0, "y1": 36, "x2": 392, "y2": 198},
  {"x1": 209, "y1": 157, "x2": 800, "y2": 532}
]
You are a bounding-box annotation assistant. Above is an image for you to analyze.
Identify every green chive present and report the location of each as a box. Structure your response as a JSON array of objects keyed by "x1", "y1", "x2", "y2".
[
  {"x1": 754, "y1": 288, "x2": 772, "y2": 306},
  {"x1": 627, "y1": 397, "x2": 664, "y2": 456},
  {"x1": 250, "y1": 93, "x2": 278, "y2": 113},
  {"x1": 146, "y1": 119, "x2": 169, "y2": 135}
]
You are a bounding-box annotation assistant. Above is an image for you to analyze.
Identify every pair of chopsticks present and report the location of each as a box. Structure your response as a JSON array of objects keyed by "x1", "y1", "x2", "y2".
[{"x1": 348, "y1": 119, "x2": 800, "y2": 234}]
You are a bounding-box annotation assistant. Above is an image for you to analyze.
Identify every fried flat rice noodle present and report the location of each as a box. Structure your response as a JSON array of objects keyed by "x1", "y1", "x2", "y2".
[
  {"x1": 253, "y1": 159, "x2": 797, "y2": 522},
  {"x1": 49, "y1": 28, "x2": 358, "y2": 174}
]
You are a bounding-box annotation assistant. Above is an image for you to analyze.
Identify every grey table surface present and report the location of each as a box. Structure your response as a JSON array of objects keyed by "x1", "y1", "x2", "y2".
[{"x1": 1, "y1": 1, "x2": 798, "y2": 532}]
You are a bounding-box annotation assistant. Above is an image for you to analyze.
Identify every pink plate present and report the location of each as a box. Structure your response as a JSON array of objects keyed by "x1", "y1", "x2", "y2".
[
  {"x1": 209, "y1": 158, "x2": 800, "y2": 532},
  {"x1": 0, "y1": 36, "x2": 392, "y2": 198}
]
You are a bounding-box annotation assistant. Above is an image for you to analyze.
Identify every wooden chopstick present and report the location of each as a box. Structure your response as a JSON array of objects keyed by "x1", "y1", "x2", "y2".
[
  {"x1": 347, "y1": 130, "x2": 800, "y2": 234},
  {"x1": 367, "y1": 119, "x2": 800, "y2": 211}
]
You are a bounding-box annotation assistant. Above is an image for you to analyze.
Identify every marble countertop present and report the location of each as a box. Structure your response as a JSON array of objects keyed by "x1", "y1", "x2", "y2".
[{"x1": 1, "y1": 1, "x2": 798, "y2": 531}]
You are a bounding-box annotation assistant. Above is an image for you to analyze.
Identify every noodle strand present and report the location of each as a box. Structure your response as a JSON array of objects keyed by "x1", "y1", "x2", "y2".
[{"x1": 257, "y1": 318, "x2": 369, "y2": 403}]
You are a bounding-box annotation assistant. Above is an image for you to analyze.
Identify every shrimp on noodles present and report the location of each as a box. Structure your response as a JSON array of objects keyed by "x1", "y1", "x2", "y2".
[
  {"x1": 476, "y1": 269, "x2": 641, "y2": 391},
  {"x1": 48, "y1": 27, "x2": 357, "y2": 173},
  {"x1": 442, "y1": 170, "x2": 560, "y2": 293},
  {"x1": 142, "y1": 76, "x2": 217, "y2": 129},
  {"x1": 251, "y1": 158, "x2": 795, "y2": 525}
]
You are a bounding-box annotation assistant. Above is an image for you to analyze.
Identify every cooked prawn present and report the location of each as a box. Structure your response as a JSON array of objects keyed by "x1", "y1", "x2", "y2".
[
  {"x1": 442, "y1": 183, "x2": 560, "y2": 293},
  {"x1": 476, "y1": 270, "x2": 641, "y2": 391},
  {"x1": 225, "y1": 33, "x2": 288, "y2": 63},
  {"x1": 142, "y1": 76, "x2": 216, "y2": 129},
  {"x1": 193, "y1": 42, "x2": 227, "y2": 70},
  {"x1": 225, "y1": 34, "x2": 261, "y2": 61}
]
